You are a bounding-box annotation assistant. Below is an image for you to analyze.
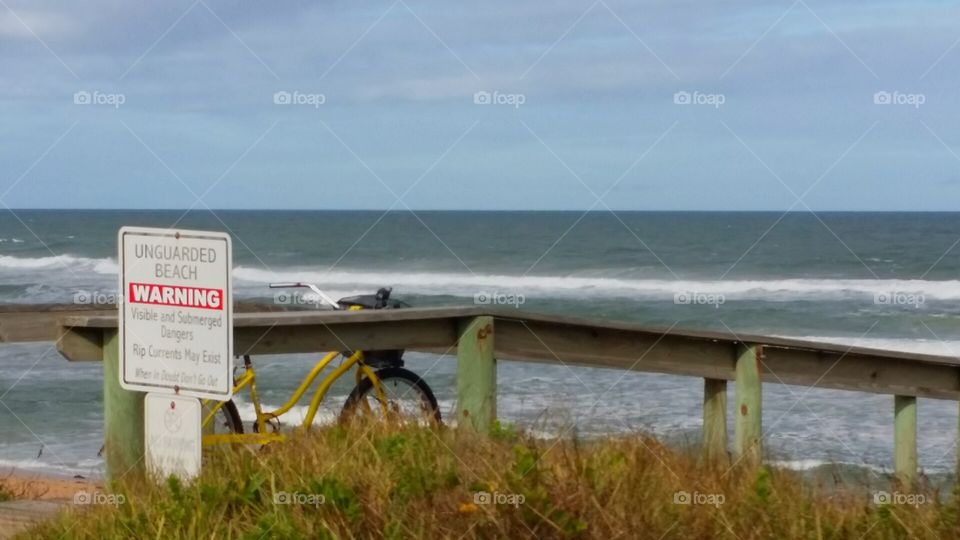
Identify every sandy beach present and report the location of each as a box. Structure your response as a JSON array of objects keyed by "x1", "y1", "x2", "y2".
[
  {"x1": 0, "y1": 471, "x2": 101, "y2": 538},
  {"x1": 1, "y1": 469, "x2": 100, "y2": 500}
]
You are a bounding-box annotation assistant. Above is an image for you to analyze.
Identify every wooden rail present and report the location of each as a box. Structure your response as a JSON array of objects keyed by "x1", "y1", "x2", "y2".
[{"x1": 3, "y1": 304, "x2": 959, "y2": 484}]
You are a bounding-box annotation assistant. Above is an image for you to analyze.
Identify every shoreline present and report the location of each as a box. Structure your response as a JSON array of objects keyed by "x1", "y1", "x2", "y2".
[
  {"x1": 0, "y1": 470, "x2": 102, "y2": 539},
  {"x1": 1, "y1": 469, "x2": 101, "y2": 501}
]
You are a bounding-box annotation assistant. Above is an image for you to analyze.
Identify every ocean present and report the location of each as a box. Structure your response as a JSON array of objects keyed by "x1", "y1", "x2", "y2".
[{"x1": 1, "y1": 210, "x2": 959, "y2": 478}]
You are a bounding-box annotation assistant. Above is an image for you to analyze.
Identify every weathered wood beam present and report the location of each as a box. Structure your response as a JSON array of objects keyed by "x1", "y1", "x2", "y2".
[
  {"x1": 0, "y1": 307, "x2": 115, "y2": 342},
  {"x1": 701, "y1": 378, "x2": 728, "y2": 465},
  {"x1": 894, "y1": 395, "x2": 917, "y2": 485},
  {"x1": 761, "y1": 347, "x2": 960, "y2": 400},
  {"x1": 492, "y1": 318, "x2": 960, "y2": 401},
  {"x1": 102, "y1": 330, "x2": 145, "y2": 483},
  {"x1": 0, "y1": 302, "x2": 302, "y2": 343},
  {"x1": 493, "y1": 318, "x2": 735, "y2": 380},
  {"x1": 734, "y1": 344, "x2": 762, "y2": 465},
  {"x1": 234, "y1": 318, "x2": 459, "y2": 356},
  {"x1": 56, "y1": 325, "x2": 103, "y2": 362},
  {"x1": 456, "y1": 316, "x2": 496, "y2": 432},
  {"x1": 49, "y1": 307, "x2": 960, "y2": 400}
]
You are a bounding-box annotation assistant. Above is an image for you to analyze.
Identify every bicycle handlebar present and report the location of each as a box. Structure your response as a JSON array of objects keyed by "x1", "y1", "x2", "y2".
[
  {"x1": 268, "y1": 282, "x2": 300, "y2": 289},
  {"x1": 269, "y1": 282, "x2": 341, "y2": 310}
]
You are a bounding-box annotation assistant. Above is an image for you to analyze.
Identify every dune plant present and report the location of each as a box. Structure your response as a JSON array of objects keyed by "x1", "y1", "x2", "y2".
[{"x1": 20, "y1": 421, "x2": 960, "y2": 539}]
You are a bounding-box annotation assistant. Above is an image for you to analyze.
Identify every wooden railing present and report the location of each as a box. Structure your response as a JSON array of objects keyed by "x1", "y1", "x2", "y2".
[{"x1": 2, "y1": 304, "x2": 958, "y2": 484}]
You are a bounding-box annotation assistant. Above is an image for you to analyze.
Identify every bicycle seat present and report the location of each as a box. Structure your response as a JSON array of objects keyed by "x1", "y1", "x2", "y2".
[
  {"x1": 337, "y1": 287, "x2": 407, "y2": 368},
  {"x1": 337, "y1": 287, "x2": 396, "y2": 309}
]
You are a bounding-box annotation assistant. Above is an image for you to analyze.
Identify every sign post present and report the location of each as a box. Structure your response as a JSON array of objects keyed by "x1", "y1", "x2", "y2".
[{"x1": 117, "y1": 227, "x2": 232, "y2": 480}]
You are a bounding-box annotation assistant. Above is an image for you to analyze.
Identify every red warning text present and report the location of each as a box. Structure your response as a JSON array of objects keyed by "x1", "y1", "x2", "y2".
[{"x1": 128, "y1": 282, "x2": 224, "y2": 310}]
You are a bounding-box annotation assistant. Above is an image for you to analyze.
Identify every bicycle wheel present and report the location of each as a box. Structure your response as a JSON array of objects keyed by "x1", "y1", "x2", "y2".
[
  {"x1": 206, "y1": 400, "x2": 243, "y2": 434},
  {"x1": 341, "y1": 367, "x2": 441, "y2": 425}
]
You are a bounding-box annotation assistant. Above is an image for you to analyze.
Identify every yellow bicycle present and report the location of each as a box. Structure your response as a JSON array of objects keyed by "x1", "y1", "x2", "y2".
[{"x1": 200, "y1": 283, "x2": 441, "y2": 446}]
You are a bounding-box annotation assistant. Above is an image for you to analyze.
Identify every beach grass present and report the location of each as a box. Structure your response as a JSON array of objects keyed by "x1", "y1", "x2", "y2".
[{"x1": 18, "y1": 421, "x2": 960, "y2": 539}]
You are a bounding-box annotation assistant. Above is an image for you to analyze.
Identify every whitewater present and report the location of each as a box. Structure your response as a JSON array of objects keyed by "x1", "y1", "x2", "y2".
[{"x1": 2, "y1": 254, "x2": 960, "y2": 303}]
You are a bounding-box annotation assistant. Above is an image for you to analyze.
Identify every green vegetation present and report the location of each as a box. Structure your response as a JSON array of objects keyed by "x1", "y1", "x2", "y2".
[{"x1": 20, "y1": 422, "x2": 960, "y2": 539}]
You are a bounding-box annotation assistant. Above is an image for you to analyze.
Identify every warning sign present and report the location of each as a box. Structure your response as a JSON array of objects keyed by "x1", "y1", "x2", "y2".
[
  {"x1": 144, "y1": 393, "x2": 202, "y2": 480},
  {"x1": 118, "y1": 227, "x2": 233, "y2": 400}
]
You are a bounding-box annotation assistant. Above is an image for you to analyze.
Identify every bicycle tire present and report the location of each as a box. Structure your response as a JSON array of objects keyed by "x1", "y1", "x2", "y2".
[
  {"x1": 341, "y1": 367, "x2": 442, "y2": 424},
  {"x1": 212, "y1": 400, "x2": 244, "y2": 434}
]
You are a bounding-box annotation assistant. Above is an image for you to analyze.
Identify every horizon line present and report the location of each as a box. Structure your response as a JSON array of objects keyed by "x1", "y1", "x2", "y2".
[{"x1": 3, "y1": 208, "x2": 960, "y2": 213}]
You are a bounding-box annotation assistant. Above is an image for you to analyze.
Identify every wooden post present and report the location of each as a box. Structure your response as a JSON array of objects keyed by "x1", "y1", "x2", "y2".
[
  {"x1": 702, "y1": 378, "x2": 728, "y2": 464},
  {"x1": 102, "y1": 329, "x2": 145, "y2": 484},
  {"x1": 734, "y1": 344, "x2": 762, "y2": 465},
  {"x1": 456, "y1": 316, "x2": 496, "y2": 433},
  {"x1": 894, "y1": 395, "x2": 917, "y2": 485}
]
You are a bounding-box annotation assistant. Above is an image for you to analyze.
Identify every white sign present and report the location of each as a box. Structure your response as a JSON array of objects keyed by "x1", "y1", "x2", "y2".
[
  {"x1": 118, "y1": 227, "x2": 233, "y2": 400},
  {"x1": 144, "y1": 393, "x2": 201, "y2": 479}
]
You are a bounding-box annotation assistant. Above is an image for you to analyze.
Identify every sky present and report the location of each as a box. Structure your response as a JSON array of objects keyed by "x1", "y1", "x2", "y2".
[{"x1": 2, "y1": 0, "x2": 960, "y2": 210}]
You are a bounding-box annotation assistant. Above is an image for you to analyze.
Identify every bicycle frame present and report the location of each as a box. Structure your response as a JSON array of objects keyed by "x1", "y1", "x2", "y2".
[{"x1": 200, "y1": 349, "x2": 388, "y2": 446}]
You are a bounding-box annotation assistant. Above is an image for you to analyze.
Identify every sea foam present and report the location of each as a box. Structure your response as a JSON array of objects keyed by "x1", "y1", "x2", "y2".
[{"x1": 1, "y1": 254, "x2": 959, "y2": 302}]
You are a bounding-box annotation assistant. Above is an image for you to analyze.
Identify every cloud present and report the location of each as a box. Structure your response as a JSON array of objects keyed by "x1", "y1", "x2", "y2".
[
  {"x1": 0, "y1": 9, "x2": 77, "y2": 40},
  {"x1": 2, "y1": 0, "x2": 960, "y2": 209}
]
